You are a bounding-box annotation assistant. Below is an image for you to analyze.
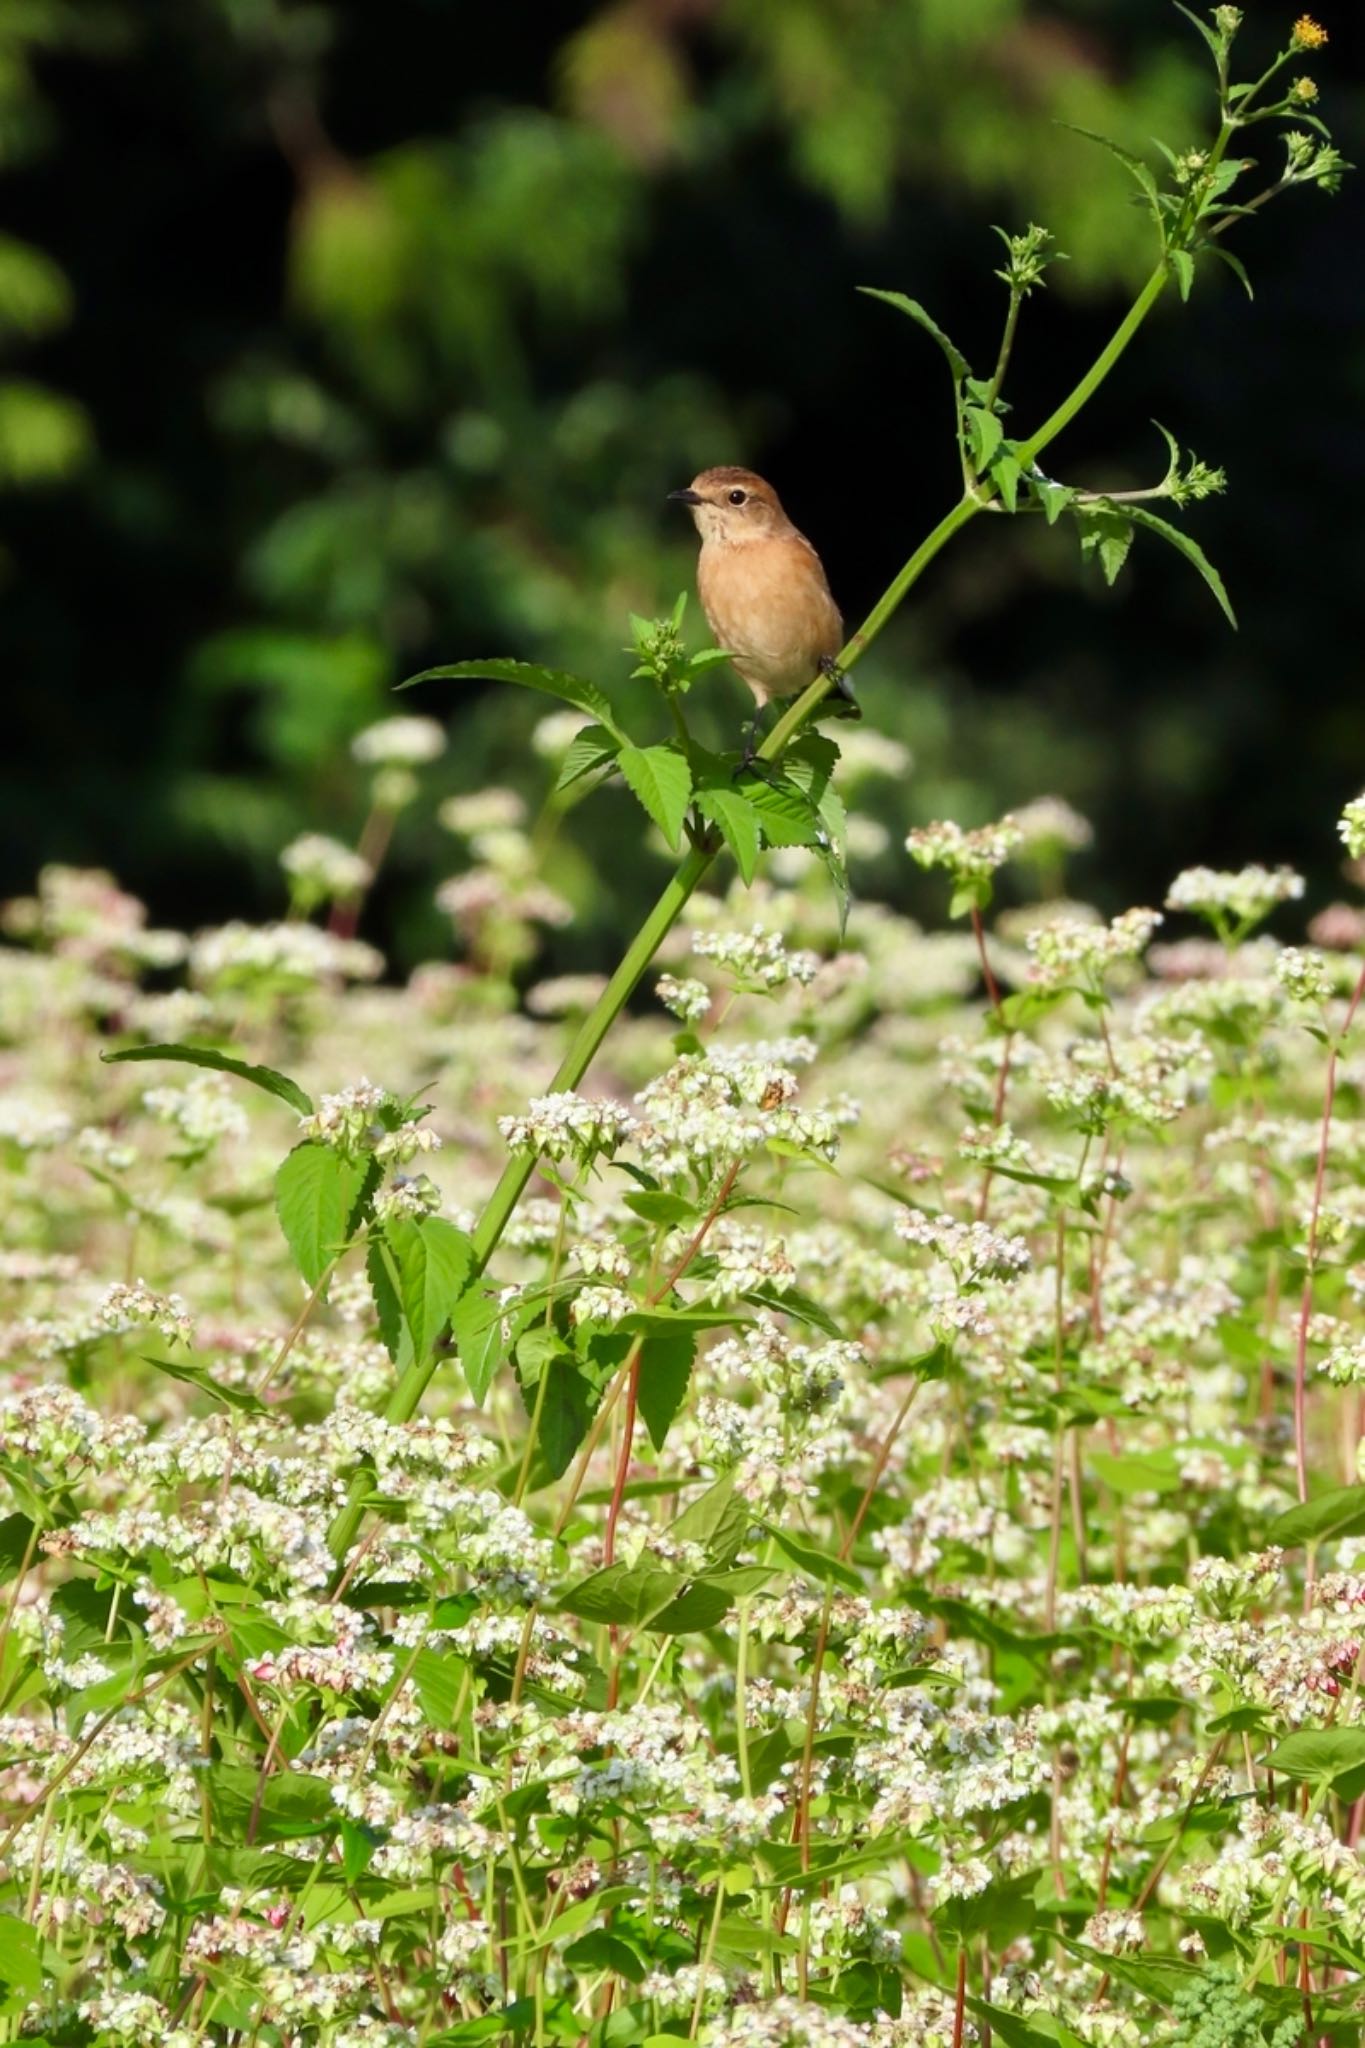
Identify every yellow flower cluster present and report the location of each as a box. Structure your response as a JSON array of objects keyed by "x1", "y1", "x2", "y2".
[{"x1": 1291, "y1": 14, "x2": 1328, "y2": 50}]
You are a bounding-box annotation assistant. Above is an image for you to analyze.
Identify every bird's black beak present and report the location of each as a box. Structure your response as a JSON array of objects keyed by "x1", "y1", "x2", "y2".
[{"x1": 668, "y1": 488, "x2": 703, "y2": 505}]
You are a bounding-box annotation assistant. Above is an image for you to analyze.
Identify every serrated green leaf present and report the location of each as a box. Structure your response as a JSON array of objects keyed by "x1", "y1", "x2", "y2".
[
  {"x1": 856, "y1": 288, "x2": 970, "y2": 382},
  {"x1": 1029, "y1": 475, "x2": 1075, "y2": 526},
  {"x1": 1076, "y1": 506, "x2": 1134, "y2": 588},
  {"x1": 617, "y1": 743, "x2": 694, "y2": 851},
  {"x1": 384, "y1": 1214, "x2": 476, "y2": 1365},
  {"x1": 274, "y1": 1142, "x2": 371, "y2": 1289},
  {"x1": 696, "y1": 786, "x2": 761, "y2": 884},
  {"x1": 966, "y1": 405, "x2": 1003, "y2": 471},
  {"x1": 554, "y1": 722, "x2": 620, "y2": 792},
  {"x1": 1169, "y1": 248, "x2": 1195, "y2": 301},
  {"x1": 103, "y1": 1042, "x2": 312, "y2": 1116},
  {"x1": 993, "y1": 451, "x2": 1022, "y2": 512},
  {"x1": 735, "y1": 773, "x2": 820, "y2": 849},
  {"x1": 398, "y1": 658, "x2": 623, "y2": 740},
  {"x1": 1126, "y1": 505, "x2": 1237, "y2": 626},
  {"x1": 1058, "y1": 125, "x2": 1161, "y2": 222}
]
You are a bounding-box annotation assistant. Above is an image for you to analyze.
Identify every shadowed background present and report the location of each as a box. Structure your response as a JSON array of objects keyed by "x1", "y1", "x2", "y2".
[{"x1": 3, "y1": 0, "x2": 1362, "y2": 969}]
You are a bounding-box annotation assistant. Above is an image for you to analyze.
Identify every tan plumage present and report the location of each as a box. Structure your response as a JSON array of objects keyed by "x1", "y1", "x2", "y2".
[{"x1": 668, "y1": 466, "x2": 849, "y2": 711}]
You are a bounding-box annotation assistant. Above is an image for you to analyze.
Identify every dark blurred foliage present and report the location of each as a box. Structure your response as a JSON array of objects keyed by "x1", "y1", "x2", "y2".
[{"x1": 2, "y1": 0, "x2": 1363, "y2": 971}]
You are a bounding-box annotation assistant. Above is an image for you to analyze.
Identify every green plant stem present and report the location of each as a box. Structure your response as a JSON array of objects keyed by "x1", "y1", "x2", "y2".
[{"x1": 326, "y1": 255, "x2": 1178, "y2": 1567}]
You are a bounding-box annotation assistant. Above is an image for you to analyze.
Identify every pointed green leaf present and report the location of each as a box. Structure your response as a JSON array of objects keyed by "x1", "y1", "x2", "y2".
[
  {"x1": 1267, "y1": 1728, "x2": 1365, "y2": 1805},
  {"x1": 735, "y1": 773, "x2": 820, "y2": 849},
  {"x1": 399, "y1": 659, "x2": 623, "y2": 741},
  {"x1": 617, "y1": 743, "x2": 694, "y2": 851},
  {"x1": 1169, "y1": 248, "x2": 1195, "y2": 301},
  {"x1": 275, "y1": 1142, "x2": 371, "y2": 1289},
  {"x1": 760, "y1": 1522, "x2": 863, "y2": 1591},
  {"x1": 1172, "y1": 1, "x2": 1225, "y2": 61},
  {"x1": 142, "y1": 1354, "x2": 269, "y2": 1416},
  {"x1": 1126, "y1": 505, "x2": 1237, "y2": 626},
  {"x1": 103, "y1": 1043, "x2": 312, "y2": 1116},
  {"x1": 1077, "y1": 506, "x2": 1135, "y2": 587},
  {"x1": 697, "y1": 786, "x2": 761, "y2": 884},
  {"x1": 1267, "y1": 1484, "x2": 1365, "y2": 1548},
  {"x1": 637, "y1": 1329, "x2": 695, "y2": 1453},
  {"x1": 993, "y1": 451, "x2": 1023, "y2": 512},
  {"x1": 966, "y1": 405, "x2": 1004, "y2": 471},
  {"x1": 1029, "y1": 475, "x2": 1075, "y2": 526},
  {"x1": 554, "y1": 722, "x2": 621, "y2": 792},
  {"x1": 857, "y1": 288, "x2": 970, "y2": 382},
  {"x1": 384, "y1": 1214, "x2": 476, "y2": 1365},
  {"x1": 1058, "y1": 125, "x2": 1162, "y2": 225},
  {"x1": 1209, "y1": 245, "x2": 1254, "y2": 299}
]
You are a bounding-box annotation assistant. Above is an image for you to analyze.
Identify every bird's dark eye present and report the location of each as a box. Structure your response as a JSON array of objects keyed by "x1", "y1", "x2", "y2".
[{"x1": 728, "y1": 488, "x2": 747, "y2": 505}]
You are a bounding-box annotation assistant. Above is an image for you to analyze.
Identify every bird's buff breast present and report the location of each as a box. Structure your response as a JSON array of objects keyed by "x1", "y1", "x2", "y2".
[{"x1": 697, "y1": 536, "x2": 841, "y2": 702}]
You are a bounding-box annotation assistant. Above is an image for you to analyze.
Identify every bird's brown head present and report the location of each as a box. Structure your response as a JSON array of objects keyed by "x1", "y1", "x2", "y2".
[{"x1": 668, "y1": 466, "x2": 791, "y2": 546}]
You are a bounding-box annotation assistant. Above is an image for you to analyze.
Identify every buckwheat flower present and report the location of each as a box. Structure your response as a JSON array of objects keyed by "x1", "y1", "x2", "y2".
[
  {"x1": 1083, "y1": 1908, "x2": 1145, "y2": 1953},
  {"x1": 279, "y1": 832, "x2": 373, "y2": 902},
  {"x1": 907, "y1": 812, "x2": 1022, "y2": 888},
  {"x1": 1165, "y1": 863, "x2": 1304, "y2": 934},
  {"x1": 1274, "y1": 945, "x2": 1333, "y2": 1004},
  {"x1": 896, "y1": 1209, "x2": 1031, "y2": 1286},
  {"x1": 298, "y1": 1079, "x2": 391, "y2": 1154},
  {"x1": 142, "y1": 1074, "x2": 250, "y2": 1148},
  {"x1": 927, "y1": 1855, "x2": 992, "y2": 1904},
  {"x1": 525, "y1": 972, "x2": 607, "y2": 1016},
  {"x1": 372, "y1": 1174, "x2": 442, "y2": 1220},
  {"x1": 837, "y1": 728, "x2": 912, "y2": 781},
  {"x1": 350, "y1": 714, "x2": 445, "y2": 766},
  {"x1": 692, "y1": 923, "x2": 819, "y2": 991},
  {"x1": 656, "y1": 972, "x2": 711, "y2": 1023},
  {"x1": 98, "y1": 1278, "x2": 195, "y2": 1348},
  {"x1": 569, "y1": 1283, "x2": 635, "y2": 1327},
  {"x1": 439, "y1": 787, "x2": 526, "y2": 836},
  {"x1": 1340, "y1": 793, "x2": 1365, "y2": 861},
  {"x1": 531, "y1": 708, "x2": 591, "y2": 757},
  {"x1": 1012, "y1": 794, "x2": 1094, "y2": 853},
  {"x1": 1292, "y1": 14, "x2": 1328, "y2": 49},
  {"x1": 1027, "y1": 904, "x2": 1163, "y2": 991},
  {"x1": 498, "y1": 1090, "x2": 638, "y2": 1167},
  {"x1": 0, "y1": 1097, "x2": 72, "y2": 1150},
  {"x1": 570, "y1": 1237, "x2": 632, "y2": 1280},
  {"x1": 190, "y1": 920, "x2": 383, "y2": 988},
  {"x1": 1320, "y1": 1339, "x2": 1365, "y2": 1386},
  {"x1": 373, "y1": 1118, "x2": 441, "y2": 1166}
]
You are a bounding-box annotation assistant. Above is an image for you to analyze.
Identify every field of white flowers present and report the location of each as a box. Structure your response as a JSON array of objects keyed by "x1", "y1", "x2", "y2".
[{"x1": 3, "y1": 701, "x2": 1365, "y2": 2047}]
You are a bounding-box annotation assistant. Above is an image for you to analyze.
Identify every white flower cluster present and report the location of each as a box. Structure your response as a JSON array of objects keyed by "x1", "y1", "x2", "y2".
[
  {"x1": 1273, "y1": 945, "x2": 1333, "y2": 1004},
  {"x1": 439, "y1": 787, "x2": 526, "y2": 836},
  {"x1": 633, "y1": 1046, "x2": 852, "y2": 1182},
  {"x1": 142, "y1": 1074, "x2": 250, "y2": 1149},
  {"x1": 896, "y1": 1208, "x2": 1031, "y2": 1286},
  {"x1": 906, "y1": 814, "x2": 1022, "y2": 884},
  {"x1": 98, "y1": 1278, "x2": 195, "y2": 1349},
  {"x1": 298, "y1": 1080, "x2": 391, "y2": 1154},
  {"x1": 656, "y1": 972, "x2": 711, "y2": 1023},
  {"x1": 190, "y1": 921, "x2": 382, "y2": 988},
  {"x1": 350, "y1": 714, "x2": 446, "y2": 766},
  {"x1": 1026, "y1": 907, "x2": 1163, "y2": 990},
  {"x1": 1165, "y1": 863, "x2": 1304, "y2": 928},
  {"x1": 279, "y1": 833, "x2": 373, "y2": 900},
  {"x1": 1011, "y1": 794, "x2": 1094, "y2": 852},
  {"x1": 498, "y1": 1091, "x2": 638, "y2": 1166},
  {"x1": 1320, "y1": 1338, "x2": 1365, "y2": 1386},
  {"x1": 691, "y1": 924, "x2": 820, "y2": 990},
  {"x1": 1340, "y1": 792, "x2": 1365, "y2": 861}
]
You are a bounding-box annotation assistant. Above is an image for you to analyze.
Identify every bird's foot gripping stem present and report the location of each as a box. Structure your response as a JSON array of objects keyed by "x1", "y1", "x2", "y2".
[{"x1": 817, "y1": 654, "x2": 862, "y2": 721}]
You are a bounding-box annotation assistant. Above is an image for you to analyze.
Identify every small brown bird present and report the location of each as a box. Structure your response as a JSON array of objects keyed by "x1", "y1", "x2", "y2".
[{"x1": 668, "y1": 466, "x2": 858, "y2": 732}]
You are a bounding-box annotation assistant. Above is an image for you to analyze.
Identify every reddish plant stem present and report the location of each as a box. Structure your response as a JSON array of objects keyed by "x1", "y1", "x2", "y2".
[
  {"x1": 1293, "y1": 959, "x2": 1365, "y2": 1505},
  {"x1": 970, "y1": 905, "x2": 1012, "y2": 1223},
  {"x1": 951, "y1": 1946, "x2": 968, "y2": 2048}
]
